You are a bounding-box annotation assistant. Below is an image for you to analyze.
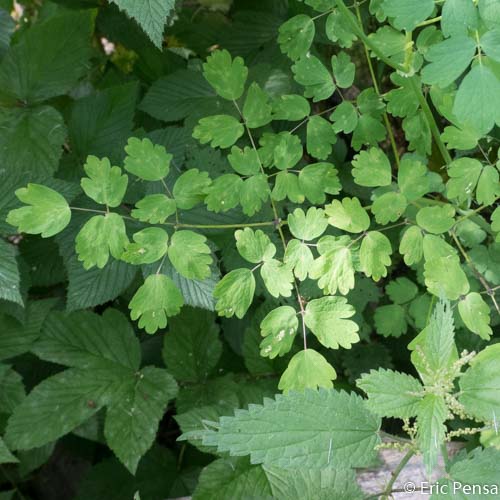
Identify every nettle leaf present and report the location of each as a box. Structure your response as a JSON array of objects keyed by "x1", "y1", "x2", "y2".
[
  {"x1": 459, "y1": 344, "x2": 500, "y2": 422},
  {"x1": 203, "y1": 49, "x2": 248, "y2": 101},
  {"x1": 416, "y1": 205, "x2": 456, "y2": 235},
  {"x1": 292, "y1": 55, "x2": 334, "y2": 102},
  {"x1": 279, "y1": 350, "x2": 336, "y2": 392},
  {"x1": 424, "y1": 257, "x2": 469, "y2": 300},
  {"x1": 357, "y1": 369, "x2": 424, "y2": 418},
  {"x1": 374, "y1": 304, "x2": 407, "y2": 337},
  {"x1": 173, "y1": 169, "x2": 211, "y2": 210},
  {"x1": 260, "y1": 306, "x2": 298, "y2": 359},
  {"x1": 228, "y1": 146, "x2": 261, "y2": 176},
  {"x1": 278, "y1": 14, "x2": 315, "y2": 61},
  {"x1": 397, "y1": 158, "x2": 431, "y2": 201},
  {"x1": 446, "y1": 157, "x2": 483, "y2": 202},
  {"x1": 288, "y1": 207, "x2": 328, "y2": 241},
  {"x1": 372, "y1": 192, "x2": 407, "y2": 225},
  {"x1": 421, "y1": 36, "x2": 476, "y2": 88},
  {"x1": 168, "y1": 230, "x2": 212, "y2": 280},
  {"x1": 260, "y1": 260, "x2": 294, "y2": 298},
  {"x1": 0, "y1": 437, "x2": 17, "y2": 464},
  {"x1": 272, "y1": 95, "x2": 310, "y2": 121},
  {"x1": 243, "y1": 82, "x2": 272, "y2": 128},
  {"x1": 124, "y1": 137, "x2": 172, "y2": 181},
  {"x1": 109, "y1": 0, "x2": 175, "y2": 48},
  {"x1": 75, "y1": 214, "x2": 129, "y2": 270},
  {"x1": 193, "y1": 115, "x2": 244, "y2": 149},
  {"x1": 360, "y1": 231, "x2": 392, "y2": 281},
  {"x1": 200, "y1": 388, "x2": 380, "y2": 468},
  {"x1": 325, "y1": 197, "x2": 370, "y2": 233},
  {"x1": 239, "y1": 175, "x2": 270, "y2": 216},
  {"x1": 331, "y1": 51, "x2": 355, "y2": 88},
  {"x1": 382, "y1": 0, "x2": 434, "y2": 30},
  {"x1": 304, "y1": 296, "x2": 359, "y2": 349},
  {"x1": 0, "y1": 239, "x2": 22, "y2": 306},
  {"x1": 7, "y1": 184, "x2": 71, "y2": 238},
  {"x1": 306, "y1": 115, "x2": 336, "y2": 160},
  {"x1": 121, "y1": 227, "x2": 168, "y2": 265},
  {"x1": 458, "y1": 292, "x2": 492, "y2": 340},
  {"x1": 284, "y1": 239, "x2": 314, "y2": 282},
  {"x1": 351, "y1": 148, "x2": 392, "y2": 187},
  {"x1": 214, "y1": 268, "x2": 255, "y2": 319},
  {"x1": 399, "y1": 225, "x2": 424, "y2": 265},
  {"x1": 235, "y1": 228, "x2": 276, "y2": 264},
  {"x1": 81, "y1": 156, "x2": 128, "y2": 208},
  {"x1": 131, "y1": 194, "x2": 177, "y2": 224},
  {"x1": 454, "y1": 61, "x2": 500, "y2": 135},
  {"x1": 129, "y1": 274, "x2": 184, "y2": 333},
  {"x1": 205, "y1": 174, "x2": 243, "y2": 212}
]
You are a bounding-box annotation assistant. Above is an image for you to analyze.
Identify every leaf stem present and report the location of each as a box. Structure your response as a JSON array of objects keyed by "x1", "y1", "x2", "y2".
[
  {"x1": 168, "y1": 221, "x2": 280, "y2": 230},
  {"x1": 416, "y1": 15, "x2": 442, "y2": 28},
  {"x1": 381, "y1": 448, "x2": 415, "y2": 499}
]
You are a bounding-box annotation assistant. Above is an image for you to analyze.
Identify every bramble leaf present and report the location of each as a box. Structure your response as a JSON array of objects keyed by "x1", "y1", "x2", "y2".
[{"x1": 399, "y1": 226, "x2": 423, "y2": 265}]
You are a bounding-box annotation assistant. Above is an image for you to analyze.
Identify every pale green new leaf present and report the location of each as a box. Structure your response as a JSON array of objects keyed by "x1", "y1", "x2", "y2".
[
  {"x1": 199, "y1": 388, "x2": 380, "y2": 468},
  {"x1": 81, "y1": 156, "x2": 128, "y2": 208},
  {"x1": 242, "y1": 82, "x2": 272, "y2": 128},
  {"x1": 129, "y1": 274, "x2": 184, "y2": 333},
  {"x1": 399, "y1": 225, "x2": 424, "y2": 265},
  {"x1": 203, "y1": 49, "x2": 248, "y2": 100},
  {"x1": 304, "y1": 296, "x2": 359, "y2": 349},
  {"x1": 325, "y1": 197, "x2": 370, "y2": 233},
  {"x1": 351, "y1": 148, "x2": 392, "y2": 187},
  {"x1": 278, "y1": 350, "x2": 336, "y2": 393},
  {"x1": 287, "y1": 207, "x2": 328, "y2": 241},
  {"x1": 458, "y1": 292, "x2": 492, "y2": 340},
  {"x1": 272, "y1": 171, "x2": 305, "y2": 204},
  {"x1": 124, "y1": 137, "x2": 172, "y2": 181},
  {"x1": 121, "y1": 227, "x2": 168, "y2": 265},
  {"x1": 416, "y1": 205, "x2": 456, "y2": 234},
  {"x1": 260, "y1": 260, "x2": 294, "y2": 298},
  {"x1": 372, "y1": 192, "x2": 407, "y2": 225},
  {"x1": 214, "y1": 268, "x2": 255, "y2": 319},
  {"x1": 235, "y1": 228, "x2": 276, "y2": 264},
  {"x1": 173, "y1": 168, "x2": 211, "y2": 210},
  {"x1": 193, "y1": 115, "x2": 244, "y2": 149},
  {"x1": 168, "y1": 230, "x2": 212, "y2": 280},
  {"x1": 278, "y1": 14, "x2": 315, "y2": 61},
  {"x1": 292, "y1": 55, "x2": 334, "y2": 102},
  {"x1": 357, "y1": 369, "x2": 424, "y2": 418},
  {"x1": 260, "y1": 306, "x2": 298, "y2": 359},
  {"x1": 477, "y1": 164, "x2": 500, "y2": 205},
  {"x1": 7, "y1": 184, "x2": 71, "y2": 238},
  {"x1": 284, "y1": 239, "x2": 314, "y2": 281},
  {"x1": 75, "y1": 214, "x2": 128, "y2": 270},
  {"x1": 306, "y1": 115, "x2": 336, "y2": 160},
  {"x1": 360, "y1": 231, "x2": 392, "y2": 281},
  {"x1": 131, "y1": 194, "x2": 176, "y2": 224}
]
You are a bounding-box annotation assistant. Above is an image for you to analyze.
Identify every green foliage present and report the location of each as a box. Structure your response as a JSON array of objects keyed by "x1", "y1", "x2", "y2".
[{"x1": 2, "y1": 0, "x2": 500, "y2": 496}]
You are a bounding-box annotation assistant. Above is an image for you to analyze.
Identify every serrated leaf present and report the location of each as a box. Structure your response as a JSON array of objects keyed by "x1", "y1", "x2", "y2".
[
  {"x1": 203, "y1": 49, "x2": 248, "y2": 101},
  {"x1": 382, "y1": 0, "x2": 434, "y2": 30},
  {"x1": 360, "y1": 231, "x2": 392, "y2": 281},
  {"x1": 228, "y1": 146, "x2": 261, "y2": 176},
  {"x1": 374, "y1": 304, "x2": 407, "y2": 337},
  {"x1": 214, "y1": 268, "x2": 255, "y2": 319},
  {"x1": 386, "y1": 277, "x2": 418, "y2": 304},
  {"x1": 124, "y1": 137, "x2": 172, "y2": 181},
  {"x1": 129, "y1": 274, "x2": 184, "y2": 333},
  {"x1": 109, "y1": 0, "x2": 175, "y2": 48},
  {"x1": 287, "y1": 207, "x2": 328, "y2": 241},
  {"x1": 278, "y1": 14, "x2": 315, "y2": 61},
  {"x1": 306, "y1": 115, "x2": 336, "y2": 160},
  {"x1": 458, "y1": 292, "x2": 492, "y2": 340},
  {"x1": 399, "y1": 225, "x2": 423, "y2": 265},
  {"x1": 416, "y1": 205, "x2": 456, "y2": 234},
  {"x1": 199, "y1": 388, "x2": 380, "y2": 468},
  {"x1": 351, "y1": 147, "x2": 392, "y2": 187},
  {"x1": 7, "y1": 184, "x2": 71, "y2": 238},
  {"x1": 162, "y1": 308, "x2": 222, "y2": 382},
  {"x1": 325, "y1": 197, "x2": 370, "y2": 233},
  {"x1": 242, "y1": 82, "x2": 272, "y2": 128},
  {"x1": 121, "y1": 227, "x2": 168, "y2": 265},
  {"x1": 131, "y1": 194, "x2": 177, "y2": 224},
  {"x1": 0, "y1": 437, "x2": 17, "y2": 464},
  {"x1": 193, "y1": 115, "x2": 244, "y2": 149},
  {"x1": 168, "y1": 230, "x2": 212, "y2": 280},
  {"x1": 75, "y1": 214, "x2": 128, "y2": 270},
  {"x1": 357, "y1": 369, "x2": 423, "y2": 418},
  {"x1": 0, "y1": 239, "x2": 22, "y2": 306},
  {"x1": 173, "y1": 169, "x2": 211, "y2": 210},
  {"x1": 81, "y1": 156, "x2": 128, "y2": 208},
  {"x1": 261, "y1": 260, "x2": 294, "y2": 298},
  {"x1": 260, "y1": 306, "x2": 298, "y2": 359},
  {"x1": 304, "y1": 296, "x2": 359, "y2": 349},
  {"x1": 372, "y1": 191, "x2": 407, "y2": 225},
  {"x1": 235, "y1": 228, "x2": 276, "y2": 264},
  {"x1": 292, "y1": 55, "x2": 334, "y2": 102}
]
